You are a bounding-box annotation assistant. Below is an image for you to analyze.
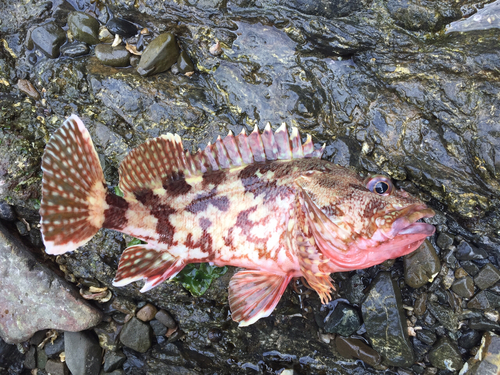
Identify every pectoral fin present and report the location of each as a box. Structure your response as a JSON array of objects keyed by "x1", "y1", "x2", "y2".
[{"x1": 228, "y1": 270, "x2": 292, "y2": 326}]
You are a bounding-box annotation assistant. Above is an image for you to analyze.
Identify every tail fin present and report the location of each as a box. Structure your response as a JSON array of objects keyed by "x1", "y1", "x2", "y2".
[{"x1": 40, "y1": 114, "x2": 107, "y2": 255}]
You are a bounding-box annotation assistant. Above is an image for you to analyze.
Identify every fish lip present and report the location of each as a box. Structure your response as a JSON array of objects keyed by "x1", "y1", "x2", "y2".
[{"x1": 386, "y1": 204, "x2": 436, "y2": 239}]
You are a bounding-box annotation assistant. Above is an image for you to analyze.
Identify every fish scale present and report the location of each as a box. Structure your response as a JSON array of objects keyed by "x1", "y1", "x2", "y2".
[{"x1": 40, "y1": 114, "x2": 435, "y2": 326}]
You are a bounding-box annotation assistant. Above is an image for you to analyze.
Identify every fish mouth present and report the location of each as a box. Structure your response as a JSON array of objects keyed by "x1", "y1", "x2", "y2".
[{"x1": 385, "y1": 204, "x2": 436, "y2": 239}]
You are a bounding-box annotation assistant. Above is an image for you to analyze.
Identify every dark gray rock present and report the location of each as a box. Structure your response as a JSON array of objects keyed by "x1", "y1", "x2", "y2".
[
  {"x1": 45, "y1": 359, "x2": 69, "y2": 375},
  {"x1": 0, "y1": 202, "x2": 16, "y2": 221},
  {"x1": 106, "y1": 18, "x2": 138, "y2": 38},
  {"x1": 467, "y1": 290, "x2": 500, "y2": 310},
  {"x1": 95, "y1": 44, "x2": 131, "y2": 67},
  {"x1": 177, "y1": 51, "x2": 195, "y2": 74},
  {"x1": 427, "y1": 301, "x2": 459, "y2": 333},
  {"x1": 45, "y1": 335, "x2": 64, "y2": 357},
  {"x1": 334, "y1": 336, "x2": 381, "y2": 368},
  {"x1": 361, "y1": 272, "x2": 414, "y2": 367},
  {"x1": 416, "y1": 330, "x2": 437, "y2": 346},
  {"x1": 60, "y1": 42, "x2": 90, "y2": 58},
  {"x1": 103, "y1": 349, "x2": 127, "y2": 372},
  {"x1": 155, "y1": 310, "x2": 176, "y2": 329},
  {"x1": 65, "y1": 331, "x2": 102, "y2": 375},
  {"x1": 23, "y1": 345, "x2": 36, "y2": 369},
  {"x1": 36, "y1": 347, "x2": 48, "y2": 369},
  {"x1": 429, "y1": 336, "x2": 463, "y2": 371},
  {"x1": 137, "y1": 33, "x2": 179, "y2": 76},
  {"x1": 436, "y1": 233, "x2": 454, "y2": 250},
  {"x1": 31, "y1": 22, "x2": 66, "y2": 58},
  {"x1": 68, "y1": 12, "x2": 100, "y2": 45},
  {"x1": 323, "y1": 301, "x2": 361, "y2": 336},
  {"x1": 404, "y1": 239, "x2": 441, "y2": 288},
  {"x1": 451, "y1": 276, "x2": 475, "y2": 298},
  {"x1": 342, "y1": 273, "x2": 366, "y2": 305},
  {"x1": 53, "y1": 0, "x2": 76, "y2": 26},
  {"x1": 474, "y1": 263, "x2": 500, "y2": 290},
  {"x1": 0, "y1": 337, "x2": 24, "y2": 374},
  {"x1": 456, "y1": 241, "x2": 488, "y2": 261},
  {"x1": 458, "y1": 329, "x2": 481, "y2": 350},
  {"x1": 469, "y1": 317, "x2": 500, "y2": 331},
  {"x1": 0, "y1": 223, "x2": 102, "y2": 344},
  {"x1": 150, "y1": 319, "x2": 167, "y2": 336},
  {"x1": 120, "y1": 317, "x2": 153, "y2": 353}
]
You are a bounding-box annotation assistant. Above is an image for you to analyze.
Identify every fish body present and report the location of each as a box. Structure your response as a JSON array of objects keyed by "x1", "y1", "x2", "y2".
[{"x1": 41, "y1": 115, "x2": 435, "y2": 326}]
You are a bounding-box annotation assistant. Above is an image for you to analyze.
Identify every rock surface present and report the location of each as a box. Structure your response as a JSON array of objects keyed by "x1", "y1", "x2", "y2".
[
  {"x1": 0, "y1": 223, "x2": 102, "y2": 344},
  {"x1": 65, "y1": 331, "x2": 102, "y2": 375}
]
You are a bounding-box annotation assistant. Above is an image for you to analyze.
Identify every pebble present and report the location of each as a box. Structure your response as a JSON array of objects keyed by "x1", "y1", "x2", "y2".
[
  {"x1": 413, "y1": 293, "x2": 427, "y2": 316},
  {"x1": 120, "y1": 317, "x2": 153, "y2": 353},
  {"x1": 103, "y1": 349, "x2": 127, "y2": 372},
  {"x1": 0, "y1": 223, "x2": 102, "y2": 344},
  {"x1": 451, "y1": 275, "x2": 475, "y2": 298},
  {"x1": 404, "y1": 239, "x2": 440, "y2": 288},
  {"x1": 474, "y1": 263, "x2": 500, "y2": 290},
  {"x1": 60, "y1": 41, "x2": 90, "y2": 57},
  {"x1": 137, "y1": 32, "x2": 180, "y2": 76},
  {"x1": 136, "y1": 303, "x2": 158, "y2": 322},
  {"x1": 95, "y1": 44, "x2": 131, "y2": 67},
  {"x1": 112, "y1": 296, "x2": 137, "y2": 315},
  {"x1": 31, "y1": 22, "x2": 66, "y2": 58},
  {"x1": 177, "y1": 51, "x2": 195, "y2": 73},
  {"x1": 150, "y1": 319, "x2": 167, "y2": 336},
  {"x1": 106, "y1": 17, "x2": 138, "y2": 38},
  {"x1": 456, "y1": 241, "x2": 488, "y2": 260},
  {"x1": 17, "y1": 79, "x2": 40, "y2": 100},
  {"x1": 416, "y1": 329, "x2": 437, "y2": 346},
  {"x1": 155, "y1": 310, "x2": 176, "y2": 329},
  {"x1": 52, "y1": 0, "x2": 76, "y2": 26},
  {"x1": 467, "y1": 332, "x2": 500, "y2": 373},
  {"x1": 460, "y1": 260, "x2": 480, "y2": 276},
  {"x1": 36, "y1": 346, "x2": 48, "y2": 369},
  {"x1": 45, "y1": 335, "x2": 65, "y2": 357},
  {"x1": 0, "y1": 202, "x2": 15, "y2": 221},
  {"x1": 323, "y1": 301, "x2": 361, "y2": 336},
  {"x1": 361, "y1": 272, "x2": 414, "y2": 367},
  {"x1": 45, "y1": 359, "x2": 69, "y2": 375},
  {"x1": 427, "y1": 301, "x2": 458, "y2": 333},
  {"x1": 209, "y1": 40, "x2": 222, "y2": 56},
  {"x1": 436, "y1": 232, "x2": 454, "y2": 250},
  {"x1": 334, "y1": 336, "x2": 381, "y2": 368},
  {"x1": 23, "y1": 346, "x2": 36, "y2": 369},
  {"x1": 94, "y1": 321, "x2": 121, "y2": 351},
  {"x1": 15, "y1": 220, "x2": 28, "y2": 236},
  {"x1": 458, "y1": 329, "x2": 482, "y2": 350},
  {"x1": 68, "y1": 11, "x2": 100, "y2": 45},
  {"x1": 65, "y1": 331, "x2": 102, "y2": 375},
  {"x1": 428, "y1": 336, "x2": 463, "y2": 371},
  {"x1": 469, "y1": 317, "x2": 500, "y2": 331},
  {"x1": 467, "y1": 290, "x2": 500, "y2": 309}
]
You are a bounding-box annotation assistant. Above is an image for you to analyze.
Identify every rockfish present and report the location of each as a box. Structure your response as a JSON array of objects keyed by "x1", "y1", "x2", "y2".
[{"x1": 40, "y1": 115, "x2": 435, "y2": 326}]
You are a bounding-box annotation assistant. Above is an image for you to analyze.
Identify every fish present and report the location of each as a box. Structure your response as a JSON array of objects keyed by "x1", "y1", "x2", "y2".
[{"x1": 40, "y1": 114, "x2": 436, "y2": 326}]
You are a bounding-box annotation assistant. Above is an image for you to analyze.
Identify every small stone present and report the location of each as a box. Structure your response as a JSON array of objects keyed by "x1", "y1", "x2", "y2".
[
  {"x1": 451, "y1": 276, "x2": 475, "y2": 298},
  {"x1": 455, "y1": 268, "x2": 469, "y2": 279},
  {"x1": 155, "y1": 310, "x2": 176, "y2": 329},
  {"x1": 45, "y1": 335, "x2": 64, "y2": 357},
  {"x1": 209, "y1": 40, "x2": 222, "y2": 56},
  {"x1": 30, "y1": 330, "x2": 47, "y2": 346},
  {"x1": 324, "y1": 302, "x2": 361, "y2": 336},
  {"x1": 456, "y1": 241, "x2": 488, "y2": 261},
  {"x1": 335, "y1": 336, "x2": 381, "y2": 367},
  {"x1": 23, "y1": 346, "x2": 36, "y2": 369},
  {"x1": 60, "y1": 41, "x2": 90, "y2": 57},
  {"x1": 343, "y1": 273, "x2": 366, "y2": 305},
  {"x1": 469, "y1": 317, "x2": 500, "y2": 331},
  {"x1": 428, "y1": 336, "x2": 463, "y2": 371},
  {"x1": 95, "y1": 44, "x2": 131, "y2": 67},
  {"x1": 136, "y1": 303, "x2": 158, "y2": 322},
  {"x1": 413, "y1": 293, "x2": 427, "y2": 316},
  {"x1": 460, "y1": 260, "x2": 480, "y2": 276},
  {"x1": 404, "y1": 240, "x2": 441, "y2": 288},
  {"x1": 111, "y1": 296, "x2": 137, "y2": 315},
  {"x1": 150, "y1": 320, "x2": 167, "y2": 336},
  {"x1": 15, "y1": 220, "x2": 28, "y2": 236},
  {"x1": 36, "y1": 347, "x2": 48, "y2": 369},
  {"x1": 473, "y1": 332, "x2": 500, "y2": 374},
  {"x1": 31, "y1": 22, "x2": 66, "y2": 58},
  {"x1": 68, "y1": 12, "x2": 100, "y2": 45},
  {"x1": 103, "y1": 349, "x2": 126, "y2": 372},
  {"x1": 427, "y1": 301, "x2": 459, "y2": 333},
  {"x1": 468, "y1": 291, "x2": 500, "y2": 310},
  {"x1": 45, "y1": 359, "x2": 69, "y2": 375},
  {"x1": 458, "y1": 329, "x2": 481, "y2": 350},
  {"x1": 474, "y1": 264, "x2": 500, "y2": 290},
  {"x1": 120, "y1": 317, "x2": 153, "y2": 353},
  {"x1": 53, "y1": 0, "x2": 76, "y2": 26},
  {"x1": 0, "y1": 203, "x2": 15, "y2": 221},
  {"x1": 177, "y1": 50, "x2": 195, "y2": 73},
  {"x1": 137, "y1": 32, "x2": 179, "y2": 76},
  {"x1": 94, "y1": 320, "x2": 121, "y2": 352},
  {"x1": 17, "y1": 79, "x2": 40, "y2": 100},
  {"x1": 436, "y1": 233, "x2": 454, "y2": 250},
  {"x1": 65, "y1": 331, "x2": 102, "y2": 375},
  {"x1": 416, "y1": 329, "x2": 437, "y2": 346},
  {"x1": 106, "y1": 17, "x2": 138, "y2": 38}
]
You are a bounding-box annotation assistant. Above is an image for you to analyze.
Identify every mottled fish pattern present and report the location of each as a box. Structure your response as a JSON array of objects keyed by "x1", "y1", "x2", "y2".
[{"x1": 41, "y1": 115, "x2": 435, "y2": 326}]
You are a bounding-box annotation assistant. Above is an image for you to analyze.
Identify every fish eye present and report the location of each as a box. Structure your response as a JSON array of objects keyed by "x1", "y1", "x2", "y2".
[{"x1": 364, "y1": 175, "x2": 394, "y2": 196}]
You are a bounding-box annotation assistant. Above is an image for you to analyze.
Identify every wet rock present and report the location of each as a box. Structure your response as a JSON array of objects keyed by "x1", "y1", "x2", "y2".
[
  {"x1": 111, "y1": 296, "x2": 137, "y2": 315},
  {"x1": 467, "y1": 290, "x2": 500, "y2": 310},
  {"x1": 458, "y1": 329, "x2": 482, "y2": 350},
  {"x1": 436, "y1": 233, "x2": 454, "y2": 250},
  {"x1": 45, "y1": 359, "x2": 69, "y2": 375},
  {"x1": 361, "y1": 272, "x2": 414, "y2": 367},
  {"x1": 45, "y1": 335, "x2": 64, "y2": 357},
  {"x1": 429, "y1": 336, "x2": 463, "y2": 371},
  {"x1": 0, "y1": 223, "x2": 102, "y2": 344},
  {"x1": 103, "y1": 349, "x2": 127, "y2": 372},
  {"x1": 177, "y1": 51, "x2": 195, "y2": 74},
  {"x1": 469, "y1": 317, "x2": 500, "y2": 331},
  {"x1": 404, "y1": 239, "x2": 441, "y2": 288},
  {"x1": 65, "y1": 331, "x2": 102, "y2": 375},
  {"x1": 468, "y1": 332, "x2": 500, "y2": 374},
  {"x1": 386, "y1": 0, "x2": 455, "y2": 32},
  {"x1": 17, "y1": 79, "x2": 40, "y2": 100},
  {"x1": 155, "y1": 310, "x2": 176, "y2": 329},
  {"x1": 53, "y1": 0, "x2": 76, "y2": 26},
  {"x1": 474, "y1": 264, "x2": 500, "y2": 290},
  {"x1": 31, "y1": 22, "x2": 66, "y2": 58},
  {"x1": 137, "y1": 32, "x2": 179, "y2": 76},
  {"x1": 24, "y1": 345, "x2": 36, "y2": 369},
  {"x1": 0, "y1": 337, "x2": 24, "y2": 374},
  {"x1": 413, "y1": 293, "x2": 427, "y2": 316},
  {"x1": 334, "y1": 336, "x2": 381, "y2": 368},
  {"x1": 343, "y1": 273, "x2": 366, "y2": 305},
  {"x1": 120, "y1": 317, "x2": 153, "y2": 353},
  {"x1": 456, "y1": 241, "x2": 488, "y2": 261},
  {"x1": 68, "y1": 12, "x2": 100, "y2": 45},
  {"x1": 416, "y1": 329, "x2": 437, "y2": 346},
  {"x1": 60, "y1": 42, "x2": 90, "y2": 58},
  {"x1": 95, "y1": 44, "x2": 131, "y2": 67},
  {"x1": 136, "y1": 303, "x2": 158, "y2": 322},
  {"x1": 15, "y1": 220, "x2": 28, "y2": 236},
  {"x1": 106, "y1": 18, "x2": 138, "y2": 38},
  {"x1": 427, "y1": 301, "x2": 458, "y2": 333},
  {"x1": 0, "y1": 203, "x2": 15, "y2": 221},
  {"x1": 36, "y1": 347, "x2": 48, "y2": 369},
  {"x1": 94, "y1": 321, "x2": 122, "y2": 351},
  {"x1": 451, "y1": 275, "x2": 475, "y2": 298},
  {"x1": 150, "y1": 319, "x2": 167, "y2": 336},
  {"x1": 461, "y1": 261, "x2": 480, "y2": 277},
  {"x1": 323, "y1": 301, "x2": 361, "y2": 336}
]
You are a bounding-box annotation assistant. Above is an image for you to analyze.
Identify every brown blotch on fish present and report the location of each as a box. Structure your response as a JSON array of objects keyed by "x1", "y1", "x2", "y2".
[{"x1": 103, "y1": 192, "x2": 129, "y2": 230}]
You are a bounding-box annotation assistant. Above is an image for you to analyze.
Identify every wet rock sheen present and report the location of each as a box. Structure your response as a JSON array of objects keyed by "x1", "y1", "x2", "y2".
[
  {"x1": 137, "y1": 32, "x2": 179, "y2": 76},
  {"x1": 95, "y1": 44, "x2": 131, "y2": 67}
]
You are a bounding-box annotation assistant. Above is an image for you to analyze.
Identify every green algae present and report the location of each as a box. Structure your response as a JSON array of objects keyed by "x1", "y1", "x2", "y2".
[{"x1": 173, "y1": 263, "x2": 227, "y2": 297}]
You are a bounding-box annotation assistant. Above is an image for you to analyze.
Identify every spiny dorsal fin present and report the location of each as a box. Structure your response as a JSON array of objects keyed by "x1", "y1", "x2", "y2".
[{"x1": 119, "y1": 123, "x2": 324, "y2": 198}]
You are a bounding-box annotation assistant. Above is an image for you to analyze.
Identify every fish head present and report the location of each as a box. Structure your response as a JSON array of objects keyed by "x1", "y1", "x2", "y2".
[{"x1": 296, "y1": 169, "x2": 435, "y2": 272}]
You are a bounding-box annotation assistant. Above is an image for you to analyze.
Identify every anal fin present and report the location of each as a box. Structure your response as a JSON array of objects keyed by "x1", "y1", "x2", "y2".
[
  {"x1": 112, "y1": 245, "x2": 184, "y2": 293},
  {"x1": 228, "y1": 270, "x2": 292, "y2": 326}
]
